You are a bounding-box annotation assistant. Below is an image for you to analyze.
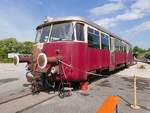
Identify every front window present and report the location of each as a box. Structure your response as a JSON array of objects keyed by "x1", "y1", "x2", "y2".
[
  {"x1": 35, "y1": 26, "x2": 51, "y2": 43},
  {"x1": 35, "y1": 22, "x2": 74, "y2": 43},
  {"x1": 50, "y1": 22, "x2": 74, "y2": 41}
]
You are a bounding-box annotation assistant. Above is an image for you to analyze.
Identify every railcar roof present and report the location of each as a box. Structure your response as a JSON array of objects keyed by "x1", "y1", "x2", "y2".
[{"x1": 36, "y1": 16, "x2": 131, "y2": 45}]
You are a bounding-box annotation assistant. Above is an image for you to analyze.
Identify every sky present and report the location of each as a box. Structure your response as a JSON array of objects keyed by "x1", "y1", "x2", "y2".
[{"x1": 0, "y1": 0, "x2": 150, "y2": 49}]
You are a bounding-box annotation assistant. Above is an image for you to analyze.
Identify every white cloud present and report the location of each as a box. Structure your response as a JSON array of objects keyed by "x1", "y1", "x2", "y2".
[
  {"x1": 92, "y1": 0, "x2": 150, "y2": 28},
  {"x1": 90, "y1": 2, "x2": 124, "y2": 16},
  {"x1": 95, "y1": 18, "x2": 117, "y2": 28},
  {"x1": 115, "y1": 11, "x2": 143, "y2": 21},
  {"x1": 131, "y1": 0, "x2": 150, "y2": 13},
  {"x1": 126, "y1": 21, "x2": 150, "y2": 35}
]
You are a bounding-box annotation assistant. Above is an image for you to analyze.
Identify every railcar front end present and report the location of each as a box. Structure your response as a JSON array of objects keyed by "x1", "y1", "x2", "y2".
[{"x1": 13, "y1": 20, "x2": 88, "y2": 93}]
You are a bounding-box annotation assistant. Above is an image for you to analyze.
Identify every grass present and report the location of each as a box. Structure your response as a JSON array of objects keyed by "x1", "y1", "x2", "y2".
[{"x1": 0, "y1": 58, "x2": 13, "y2": 63}]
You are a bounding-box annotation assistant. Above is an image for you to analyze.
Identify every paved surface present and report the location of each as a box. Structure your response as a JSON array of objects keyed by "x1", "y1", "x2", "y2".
[
  {"x1": 22, "y1": 74, "x2": 150, "y2": 113},
  {"x1": 118, "y1": 62, "x2": 150, "y2": 78},
  {"x1": 0, "y1": 92, "x2": 56, "y2": 113},
  {"x1": 0, "y1": 63, "x2": 28, "y2": 98},
  {"x1": 0, "y1": 63, "x2": 149, "y2": 113}
]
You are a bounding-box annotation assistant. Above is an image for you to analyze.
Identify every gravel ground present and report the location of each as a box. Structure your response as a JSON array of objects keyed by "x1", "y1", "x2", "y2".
[
  {"x1": 0, "y1": 63, "x2": 149, "y2": 113},
  {"x1": 117, "y1": 62, "x2": 150, "y2": 78}
]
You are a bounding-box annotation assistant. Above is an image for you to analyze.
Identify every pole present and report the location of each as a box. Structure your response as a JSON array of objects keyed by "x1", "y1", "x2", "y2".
[
  {"x1": 131, "y1": 75, "x2": 140, "y2": 109},
  {"x1": 116, "y1": 105, "x2": 118, "y2": 113}
]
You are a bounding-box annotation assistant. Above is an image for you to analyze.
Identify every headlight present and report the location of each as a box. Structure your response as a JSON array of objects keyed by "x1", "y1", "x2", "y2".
[
  {"x1": 37, "y1": 53, "x2": 47, "y2": 69},
  {"x1": 13, "y1": 54, "x2": 19, "y2": 65}
]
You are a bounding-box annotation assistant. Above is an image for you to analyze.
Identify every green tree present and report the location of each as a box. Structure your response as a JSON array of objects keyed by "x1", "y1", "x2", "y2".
[
  {"x1": 0, "y1": 38, "x2": 18, "y2": 54},
  {"x1": 20, "y1": 41, "x2": 32, "y2": 54},
  {"x1": 133, "y1": 46, "x2": 146, "y2": 58},
  {"x1": 145, "y1": 51, "x2": 150, "y2": 59}
]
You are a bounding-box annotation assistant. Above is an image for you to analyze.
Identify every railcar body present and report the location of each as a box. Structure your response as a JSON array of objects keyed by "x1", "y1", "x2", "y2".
[{"x1": 14, "y1": 16, "x2": 133, "y2": 92}]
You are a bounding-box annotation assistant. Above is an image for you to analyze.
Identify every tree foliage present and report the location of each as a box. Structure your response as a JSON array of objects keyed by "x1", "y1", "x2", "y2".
[
  {"x1": 145, "y1": 51, "x2": 150, "y2": 59},
  {"x1": 133, "y1": 46, "x2": 145, "y2": 54},
  {"x1": 20, "y1": 41, "x2": 32, "y2": 54},
  {"x1": 133, "y1": 46, "x2": 150, "y2": 59},
  {"x1": 133, "y1": 46, "x2": 145, "y2": 58}
]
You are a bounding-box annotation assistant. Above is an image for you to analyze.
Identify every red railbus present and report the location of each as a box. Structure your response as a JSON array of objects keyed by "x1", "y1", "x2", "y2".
[{"x1": 14, "y1": 16, "x2": 133, "y2": 92}]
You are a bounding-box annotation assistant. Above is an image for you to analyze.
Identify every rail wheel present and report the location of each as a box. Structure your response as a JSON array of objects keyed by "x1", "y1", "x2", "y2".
[
  {"x1": 31, "y1": 80, "x2": 40, "y2": 94},
  {"x1": 58, "y1": 82, "x2": 65, "y2": 98}
]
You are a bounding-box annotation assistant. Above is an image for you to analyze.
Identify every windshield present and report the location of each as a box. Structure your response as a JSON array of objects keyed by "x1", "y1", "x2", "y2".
[
  {"x1": 35, "y1": 26, "x2": 51, "y2": 43},
  {"x1": 35, "y1": 22, "x2": 74, "y2": 43},
  {"x1": 50, "y1": 22, "x2": 74, "y2": 41}
]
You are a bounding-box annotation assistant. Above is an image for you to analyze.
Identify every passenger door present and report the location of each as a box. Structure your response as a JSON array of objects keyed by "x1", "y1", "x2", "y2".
[
  {"x1": 87, "y1": 27, "x2": 101, "y2": 70},
  {"x1": 109, "y1": 37, "x2": 115, "y2": 71}
]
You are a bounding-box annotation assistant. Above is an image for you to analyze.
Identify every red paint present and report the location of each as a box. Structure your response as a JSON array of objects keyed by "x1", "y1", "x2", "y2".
[
  {"x1": 35, "y1": 41, "x2": 133, "y2": 82},
  {"x1": 115, "y1": 51, "x2": 126, "y2": 65}
]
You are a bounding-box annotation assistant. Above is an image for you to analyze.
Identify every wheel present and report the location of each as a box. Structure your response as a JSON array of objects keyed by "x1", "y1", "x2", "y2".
[
  {"x1": 58, "y1": 82, "x2": 65, "y2": 98},
  {"x1": 31, "y1": 80, "x2": 40, "y2": 93},
  {"x1": 58, "y1": 87, "x2": 65, "y2": 98}
]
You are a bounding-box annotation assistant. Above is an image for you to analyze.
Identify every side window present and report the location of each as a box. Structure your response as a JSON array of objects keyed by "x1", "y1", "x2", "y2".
[
  {"x1": 101, "y1": 33, "x2": 109, "y2": 50},
  {"x1": 126, "y1": 44, "x2": 129, "y2": 53},
  {"x1": 115, "y1": 39, "x2": 120, "y2": 51},
  {"x1": 122, "y1": 42, "x2": 126, "y2": 52},
  {"x1": 124, "y1": 45, "x2": 126, "y2": 52},
  {"x1": 120, "y1": 41, "x2": 123, "y2": 52},
  {"x1": 40, "y1": 26, "x2": 51, "y2": 43},
  {"x1": 88, "y1": 27, "x2": 100, "y2": 49},
  {"x1": 110, "y1": 37, "x2": 115, "y2": 51},
  {"x1": 35, "y1": 29, "x2": 42, "y2": 43},
  {"x1": 129, "y1": 45, "x2": 132, "y2": 53},
  {"x1": 76, "y1": 23, "x2": 84, "y2": 41},
  {"x1": 110, "y1": 37, "x2": 112, "y2": 50}
]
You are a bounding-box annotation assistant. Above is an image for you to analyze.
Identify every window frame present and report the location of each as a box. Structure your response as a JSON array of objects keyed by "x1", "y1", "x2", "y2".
[
  {"x1": 110, "y1": 36, "x2": 115, "y2": 51},
  {"x1": 35, "y1": 28, "x2": 43, "y2": 43},
  {"x1": 49, "y1": 21, "x2": 75, "y2": 42},
  {"x1": 35, "y1": 25, "x2": 51, "y2": 43},
  {"x1": 115, "y1": 38, "x2": 120, "y2": 52},
  {"x1": 75, "y1": 22, "x2": 85, "y2": 41},
  {"x1": 122, "y1": 41, "x2": 126, "y2": 52},
  {"x1": 87, "y1": 27, "x2": 100, "y2": 49},
  {"x1": 101, "y1": 32, "x2": 110, "y2": 50}
]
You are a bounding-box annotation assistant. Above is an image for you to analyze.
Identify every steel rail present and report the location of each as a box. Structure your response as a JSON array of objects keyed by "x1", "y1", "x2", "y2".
[
  {"x1": 16, "y1": 94, "x2": 57, "y2": 113},
  {"x1": 0, "y1": 91, "x2": 32, "y2": 105}
]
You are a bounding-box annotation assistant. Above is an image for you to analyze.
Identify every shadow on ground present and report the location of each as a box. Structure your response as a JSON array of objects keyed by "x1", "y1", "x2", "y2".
[{"x1": 0, "y1": 78, "x2": 18, "y2": 85}]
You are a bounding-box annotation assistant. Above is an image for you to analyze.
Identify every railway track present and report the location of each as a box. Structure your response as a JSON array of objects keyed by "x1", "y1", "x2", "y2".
[
  {"x1": 0, "y1": 91, "x2": 57, "y2": 113},
  {"x1": 16, "y1": 94, "x2": 57, "y2": 113},
  {"x1": 0, "y1": 91, "x2": 32, "y2": 105}
]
